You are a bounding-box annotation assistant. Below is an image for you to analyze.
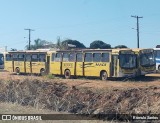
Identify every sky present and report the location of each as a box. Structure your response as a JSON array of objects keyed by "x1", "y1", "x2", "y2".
[{"x1": 0, "y1": 0, "x2": 160, "y2": 51}]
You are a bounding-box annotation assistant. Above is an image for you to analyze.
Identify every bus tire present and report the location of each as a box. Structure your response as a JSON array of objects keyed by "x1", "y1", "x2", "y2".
[
  {"x1": 100, "y1": 71, "x2": 108, "y2": 81},
  {"x1": 15, "y1": 68, "x2": 20, "y2": 75},
  {"x1": 64, "y1": 70, "x2": 71, "y2": 79},
  {"x1": 40, "y1": 68, "x2": 46, "y2": 76}
]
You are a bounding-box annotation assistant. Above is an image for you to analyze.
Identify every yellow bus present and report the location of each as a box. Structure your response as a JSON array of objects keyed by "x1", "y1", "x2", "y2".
[
  {"x1": 133, "y1": 48, "x2": 156, "y2": 76},
  {"x1": 4, "y1": 52, "x2": 13, "y2": 72},
  {"x1": 4, "y1": 50, "x2": 48, "y2": 75},
  {"x1": 4, "y1": 49, "x2": 137, "y2": 80},
  {"x1": 48, "y1": 48, "x2": 137, "y2": 80}
]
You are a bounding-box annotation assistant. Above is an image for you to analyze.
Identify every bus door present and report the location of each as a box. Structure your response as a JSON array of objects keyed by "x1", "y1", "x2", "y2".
[
  {"x1": 111, "y1": 55, "x2": 118, "y2": 77},
  {"x1": 31, "y1": 54, "x2": 40, "y2": 73},
  {"x1": 4, "y1": 54, "x2": 13, "y2": 72},
  {"x1": 50, "y1": 53, "x2": 62, "y2": 75},
  {"x1": 12, "y1": 53, "x2": 18, "y2": 72},
  {"x1": 76, "y1": 53, "x2": 83, "y2": 76},
  {"x1": 25, "y1": 54, "x2": 31, "y2": 73},
  {"x1": 84, "y1": 53, "x2": 93, "y2": 76},
  {"x1": 16, "y1": 54, "x2": 25, "y2": 73}
]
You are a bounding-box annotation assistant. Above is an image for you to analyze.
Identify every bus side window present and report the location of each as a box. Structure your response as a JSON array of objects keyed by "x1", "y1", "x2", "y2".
[
  {"x1": 55, "y1": 53, "x2": 61, "y2": 62},
  {"x1": 76, "y1": 53, "x2": 82, "y2": 62},
  {"x1": 85, "y1": 53, "x2": 92, "y2": 62},
  {"x1": 93, "y1": 53, "x2": 101, "y2": 62},
  {"x1": 32, "y1": 54, "x2": 39, "y2": 62},
  {"x1": 69, "y1": 53, "x2": 75, "y2": 62},
  {"x1": 13, "y1": 54, "x2": 18, "y2": 61},
  {"x1": 101, "y1": 53, "x2": 109, "y2": 62},
  {"x1": 39, "y1": 54, "x2": 46, "y2": 62},
  {"x1": 25, "y1": 54, "x2": 31, "y2": 61},
  {"x1": 52, "y1": 53, "x2": 55, "y2": 61},
  {"x1": 63, "y1": 53, "x2": 69, "y2": 62},
  {"x1": 6, "y1": 54, "x2": 12, "y2": 61},
  {"x1": 18, "y1": 54, "x2": 25, "y2": 61}
]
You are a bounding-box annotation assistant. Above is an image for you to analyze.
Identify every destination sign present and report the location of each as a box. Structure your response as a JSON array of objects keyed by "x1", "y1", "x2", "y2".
[{"x1": 140, "y1": 49, "x2": 154, "y2": 54}]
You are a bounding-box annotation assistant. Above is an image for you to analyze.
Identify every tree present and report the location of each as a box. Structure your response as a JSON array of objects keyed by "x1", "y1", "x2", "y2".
[
  {"x1": 61, "y1": 39, "x2": 86, "y2": 49},
  {"x1": 56, "y1": 36, "x2": 67, "y2": 50},
  {"x1": 25, "y1": 38, "x2": 54, "y2": 50},
  {"x1": 90, "y1": 40, "x2": 111, "y2": 49},
  {"x1": 114, "y1": 45, "x2": 128, "y2": 49}
]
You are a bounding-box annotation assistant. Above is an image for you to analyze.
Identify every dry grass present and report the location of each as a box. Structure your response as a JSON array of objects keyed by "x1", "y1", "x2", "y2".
[
  {"x1": 0, "y1": 71, "x2": 160, "y2": 122},
  {"x1": 1, "y1": 71, "x2": 160, "y2": 91}
]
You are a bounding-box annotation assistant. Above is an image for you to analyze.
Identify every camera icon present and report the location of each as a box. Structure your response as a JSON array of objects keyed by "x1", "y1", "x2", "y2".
[{"x1": 2, "y1": 115, "x2": 11, "y2": 120}]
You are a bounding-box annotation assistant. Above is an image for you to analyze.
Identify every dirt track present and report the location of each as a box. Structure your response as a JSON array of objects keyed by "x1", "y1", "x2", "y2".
[{"x1": 0, "y1": 70, "x2": 160, "y2": 90}]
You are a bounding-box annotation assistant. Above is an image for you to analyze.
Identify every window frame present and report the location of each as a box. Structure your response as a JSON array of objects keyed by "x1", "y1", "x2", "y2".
[
  {"x1": 12, "y1": 54, "x2": 18, "y2": 61},
  {"x1": 39, "y1": 54, "x2": 46, "y2": 62},
  {"x1": 31, "y1": 54, "x2": 39, "y2": 62},
  {"x1": 69, "y1": 53, "x2": 75, "y2": 62},
  {"x1": 6, "y1": 54, "x2": 12, "y2": 61},
  {"x1": 25, "y1": 54, "x2": 31, "y2": 62},
  {"x1": 76, "y1": 53, "x2": 83, "y2": 62},
  {"x1": 101, "y1": 53, "x2": 110, "y2": 62},
  {"x1": 55, "y1": 53, "x2": 62, "y2": 62},
  {"x1": 17, "y1": 54, "x2": 25, "y2": 61},
  {"x1": 63, "y1": 53, "x2": 69, "y2": 62},
  {"x1": 93, "y1": 53, "x2": 101, "y2": 62},
  {"x1": 52, "y1": 53, "x2": 55, "y2": 62},
  {"x1": 84, "y1": 53, "x2": 93, "y2": 62}
]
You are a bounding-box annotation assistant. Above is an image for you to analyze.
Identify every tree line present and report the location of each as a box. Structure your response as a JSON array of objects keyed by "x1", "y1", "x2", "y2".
[{"x1": 11, "y1": 38, "x2": 128, "y2": 51}]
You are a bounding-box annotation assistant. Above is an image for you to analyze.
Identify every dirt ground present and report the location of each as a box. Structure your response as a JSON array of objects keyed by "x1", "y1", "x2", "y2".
[{"x1": 0, "y1": 70, "x2": 160, "y2": 90}]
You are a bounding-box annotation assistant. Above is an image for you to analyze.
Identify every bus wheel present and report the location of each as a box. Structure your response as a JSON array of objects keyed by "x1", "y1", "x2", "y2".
[
  {"x1": 64, "y1": 70, "x2": 71, "y2": 79},
  {"x1": 15, "y1": 68, "x2": 20, "y2": 75},
  {"x1": 40, "y1": 69, "x2": 46, "y2": 76},
  {"x1": 100, "y1": 71, "x2": 108, "y2": 81}
]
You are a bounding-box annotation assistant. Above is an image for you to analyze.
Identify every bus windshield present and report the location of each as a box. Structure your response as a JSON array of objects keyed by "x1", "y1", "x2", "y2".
[
  {"x1": 119, "y1": 54, "x2": 136, "y2": 69},
  {"x1": 140, "y1": 52, "x2": 155, "y2": 66}
]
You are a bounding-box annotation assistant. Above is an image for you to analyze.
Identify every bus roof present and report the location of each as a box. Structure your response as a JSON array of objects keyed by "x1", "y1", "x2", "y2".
[
  {"x1": 8, "y1": 50, "x2": 47, "y2": 54},
  {"x1": 154, "y1": 48, "x2": 160, "y2": 50},
  {"x1": 51, "y1": 48, "x2": 131, "y2": 53},
  {"x1": 132, "y1": 48, "x2": 154, "y2": 51}
]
